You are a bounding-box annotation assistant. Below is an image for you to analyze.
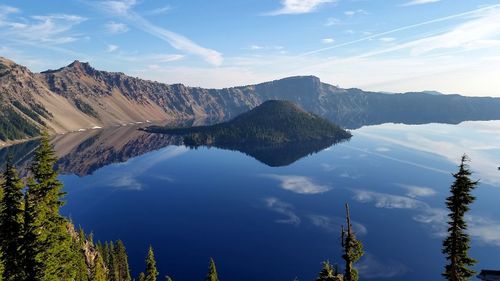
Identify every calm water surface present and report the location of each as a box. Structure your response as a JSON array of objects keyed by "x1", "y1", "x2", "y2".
[{"x1": 13, "y1": 121, "x2": 500, "y2": 281}]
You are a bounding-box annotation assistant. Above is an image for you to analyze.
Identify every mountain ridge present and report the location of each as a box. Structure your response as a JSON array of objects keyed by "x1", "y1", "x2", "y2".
[{"x1": 1, "y1": 56, "x2": 500, "y2": 145}]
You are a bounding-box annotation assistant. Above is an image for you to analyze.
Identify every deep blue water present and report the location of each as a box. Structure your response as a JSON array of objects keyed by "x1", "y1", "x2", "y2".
[{"x1": 49, "y1": 121, "x2": 500, "y2": 280}]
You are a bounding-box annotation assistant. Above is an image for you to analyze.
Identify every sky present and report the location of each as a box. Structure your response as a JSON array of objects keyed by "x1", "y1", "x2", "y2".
[{"x1": 1, "y1": 0, "x2": 500, "y2": 96}]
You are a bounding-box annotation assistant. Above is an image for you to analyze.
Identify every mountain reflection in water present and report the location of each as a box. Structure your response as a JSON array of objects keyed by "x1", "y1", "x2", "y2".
[{"x1": 0, "y1": 123, "x2": 348, "y2": 176}]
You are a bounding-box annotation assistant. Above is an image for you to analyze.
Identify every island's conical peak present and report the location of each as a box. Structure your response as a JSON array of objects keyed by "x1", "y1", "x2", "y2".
[
  {"x1": 229, "y1": 100, "x2": 316, "y2": 125},
  {"x1": 148, "y1": 99, "x2": 352, "y2": 145}
]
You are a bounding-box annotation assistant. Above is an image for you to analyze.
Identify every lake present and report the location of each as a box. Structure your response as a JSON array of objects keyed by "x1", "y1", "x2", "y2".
[{"x1": 2, "y1": 121, "x2": 500, "y2": 281}]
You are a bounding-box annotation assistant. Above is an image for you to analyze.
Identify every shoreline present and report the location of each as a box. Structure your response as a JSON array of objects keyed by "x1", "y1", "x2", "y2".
[{"x1": 0, "y1": 117, "x2": 217, "y2": 149}]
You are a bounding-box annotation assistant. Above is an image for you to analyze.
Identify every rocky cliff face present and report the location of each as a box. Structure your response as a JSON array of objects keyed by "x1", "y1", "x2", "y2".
[{"x1": 2, "y1": 56, "x2": 500, "y2": 145}]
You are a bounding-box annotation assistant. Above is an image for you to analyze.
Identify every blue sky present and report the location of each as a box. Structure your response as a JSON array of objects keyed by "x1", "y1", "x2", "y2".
[{"x1": 1, "y1": 0, "x2": 500, "y2": 96}]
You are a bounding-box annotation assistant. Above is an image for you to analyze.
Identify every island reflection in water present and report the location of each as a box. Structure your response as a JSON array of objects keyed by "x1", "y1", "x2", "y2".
[{"x1": 0, "y1": 123, "x2": 347, "y2": 176}]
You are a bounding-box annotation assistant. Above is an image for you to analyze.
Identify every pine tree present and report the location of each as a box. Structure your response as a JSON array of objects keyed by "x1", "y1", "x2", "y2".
[
  {"x1": 139, "y1": 272, "x2": 145, "y2": 281},
  {"x1": 165, "y1": 276, "x2": 173, "y2": 281},
  {"x1": 103, "y1": 241, "x2": 112, "y2": 269},
  {"x1": 115, "y1": 240, "x2": 131, "y2": 281},
  {"x1": 144, "y1": 246, "x2": 159, "y2": 281},
  {"x1": 442, "y1": 155, "x2": 478, "y2": 281},
  {"x1": 22, "y1": 186, "x2": 38, "y2": 280},
  {"x1": 205, "y1": 258, "x2": 219, "y2": 281},
  {"x1": 316, "y1": 261, "x2": 338, "y2": 281},
  {"x1": 342, "y1": 203, "x2": 363, "y2": 281},
  {"x1": 108, "y1": 241, "x2": 119, "y2": 281},
  {"x1": 0, "y1": 156, "x2": 25, "y2": 281},
  {"x1": 72, "y1": 228, "x2": 90, "y2": 281},
  {"x1": 91, "y1": 252, "x2": 107, "y2": 281},
  {"x1": 22, "y1": 131, "x2": 78, "y2": 280}
]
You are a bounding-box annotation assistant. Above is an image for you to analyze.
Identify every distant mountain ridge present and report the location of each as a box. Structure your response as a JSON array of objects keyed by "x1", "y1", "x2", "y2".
[{"x1": 1, "y1": 56, "x2": 500, "y2": 144}]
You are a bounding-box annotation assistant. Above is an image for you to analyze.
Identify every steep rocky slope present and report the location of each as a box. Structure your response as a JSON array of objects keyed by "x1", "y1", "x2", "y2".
[{"x1": 2, "y1": 56, "x2": 500, "y2": 145}]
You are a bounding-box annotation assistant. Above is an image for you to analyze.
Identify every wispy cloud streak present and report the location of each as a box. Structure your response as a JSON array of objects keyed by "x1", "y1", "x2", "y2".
[
  {"x1": 265, "y1": 197, "x2": 301, "y2": 225},
  {"x1": 96, "y1": 0, "x2": 223, "y2": 66},
  {"x1": 402, "y1": 0, "x2": 440, "y2": 6},
  {"x1": 265, "y1": 0, "x2": 335, "y2": 15},
  {"x1": 299, "y1": 4, "x2": 500, "y2": 57}
]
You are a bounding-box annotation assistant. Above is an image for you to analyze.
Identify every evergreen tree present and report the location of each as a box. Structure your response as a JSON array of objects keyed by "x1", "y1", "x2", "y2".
[
  {"x1": 91, "y1": 252, "x2": 107, "y2": 281},
  {"x1": 108, "y1": 241, "x2": 119, "y2": 281},
  {"x1": 316, "y1": 261, "x2": 338, "y2": 281},
  {"x1": 0, "y1": 156, "x2": 25, "y2": 281},
  {"x1": 22, "y1": 187, "x2": 38, "y2": 279},
  {"x1": 165, "y1": 276, "x2": 173, "y2": 281},
  {"x1": 22, "y1": 131, "x2": 78, "y2": 280},
  {"x1": 103, "y1": 241, "x2": 112, "y2": 269},
  {"x1": 144, "y1": 246, "x2": 159, "y2": 281},
  {"x1": 139, "y1": 272, "x2": 145, "y2": 281},
  {"x1": 72, "y1": 228, "x2": 90, "y2": 281},
  {"x1": 115, "y1": 240, "x2": 131, "y2": 281},
  {"x1": 205, "y1": 258, "x2": 219, "y2": 281},
  {"x1": 342, "y1": 203, "x2": 363, "y2": 281},
  {"x1": 442, "y1": 155, "x2": 478, "y2": 281}
]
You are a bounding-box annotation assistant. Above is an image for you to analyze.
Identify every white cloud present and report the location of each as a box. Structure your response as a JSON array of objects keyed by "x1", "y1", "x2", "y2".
[
  {"x1": 298, "y1": 4, "x2": 500, "y2": 57},
  {"x1": 112, "y1": 53, "x2": 185, "y2": 64},
  {"x1": 379, "y1": 37, "x2": 395, "y2": 42},
  {"x1": 144, "y1": 5, "x2": 172, "y2": 15},
  {"x1": 344, "y1": 9, "x2": 367, "y2": 16},
  {"x1": 322, "y1": 38, "x2": 335, "y2": 44},
  {"x1": 0, "y1": 13, "x2": 87, "y2": 45},
  {"x1": 262, "y1": 174, "x2": 331, "y2": 194},
  {"x1": 99, "y1": 146, "x2": 187, "y2": 191},
  {"x1": 468, "y1": 216, "x2": 500, "y2": 246},
  {"x1": 415, "y1": 208, "x2": 500, "y2": 246},
  {"x1": 358, "y1": 253, "x2": 408, "y2": 279},
  {"x1": 247, "y1": 45, "x2": 284, "y2": 51},
  {"x1": 0, "y1": 5, "x2": 19, "y2": 18},
  {"x1": 325, "y1": 17, "x2": 340, "y2": 26},
  {"x1": 308, "y1": 215, "x2": 367, "y2": 235},
  {"x1": 356, "y1": 127, "x2": 500, "y2": 185},
  {"x1": 321, "y1": 163, "x2": 337, "y2": 171},
  {"x1": 105, "y1": 21, "x2": 129, "y2": 34},
  {"x1": 397, "y1": 184, "x2": 437, "y2": 198},
  {"x1": 374, "y1": 147, "x2": 390, "y2": 152},
  {"x1": 106, "y1": 44, "x2": 119, "y2": 52},
  {"x1": 249, "y1": 45, "x2": 263, "y2": 50},
  {"x1": 407, "y1": 7, "x2": 500, "y2": 56},
  {"x1": 99, "y1": 0, "x2": 137, "y2": 15},
  {"x1": 151, "y1": 54, "x2": 185, "y2": 62},
  {"x1": 265, "y1": 0, "x2": 335, "y2": 16},
  {"x1": 402, "y1": 0, "x2": 440, "y2": 6},
  {"x1": 108, "y1": 174, "x2": 143, "y2": 190},
  {"x1": 265, "y1": 198, "x2": 301, "y2": 226},
  {"x1": 98, "y1": 0, "x2": 223, "y2": 66},
  {"x1": 353, "y1": 190, "x2": 427, "y2": 209}
]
